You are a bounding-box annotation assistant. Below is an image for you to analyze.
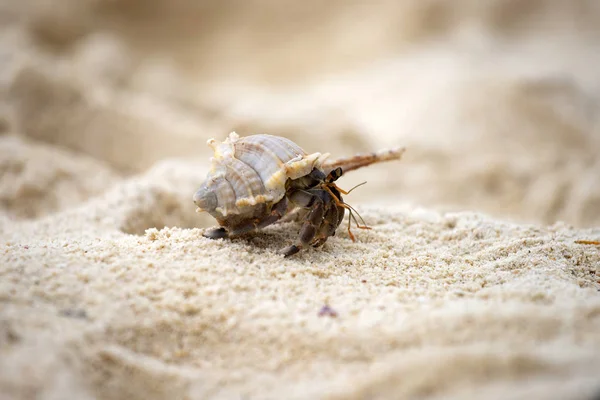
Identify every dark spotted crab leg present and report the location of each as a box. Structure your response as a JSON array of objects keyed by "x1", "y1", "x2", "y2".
[
  {"x1": 320, "y1": 188, "x2": 363, "y2": 242},
  {"x1": 229, "y1": 198, "x2": 289, "y2": 237},
  {"x1": 204, "y1": 197, "x2": 288, "y2": 239},
  {"x1": 310, "y1": 198, "x2": 344, "y2": 248},
  {"x1": 280, "y1": 190, "x2": 326, "y2": 257}
]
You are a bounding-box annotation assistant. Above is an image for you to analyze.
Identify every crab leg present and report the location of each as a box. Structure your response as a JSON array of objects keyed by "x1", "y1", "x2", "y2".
[
  {"x1": 280, "y1": 191, "x2": 326, "y2": 257},
  {"x1": 321, "y1": 185, "x2": 371, "y2": 242},
  {"x1": 323, "y1": 147, "x2": 406, "y2": 175},
  {"x1": 204, "y1": 197, "x2": 288, "y2": 239}
]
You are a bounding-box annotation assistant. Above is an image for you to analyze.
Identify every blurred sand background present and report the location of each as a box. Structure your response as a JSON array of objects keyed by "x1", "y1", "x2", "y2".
[{"x1": 1, "y1": 1, "x2": 600, "y2": 399}]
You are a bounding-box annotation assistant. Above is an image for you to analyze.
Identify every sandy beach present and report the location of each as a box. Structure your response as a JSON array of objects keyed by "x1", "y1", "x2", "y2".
[{"x1": 1, "y1": 1, "x2": 600, "y2": 399}]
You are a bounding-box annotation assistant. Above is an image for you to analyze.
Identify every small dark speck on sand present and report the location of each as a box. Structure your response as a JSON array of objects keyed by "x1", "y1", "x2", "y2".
[
  {"x1": 59, "y1": 308, "x2": 88, "y2": 319},
  {"x1": 318, "y1": 304, "x2": 338, "y2": 318}
]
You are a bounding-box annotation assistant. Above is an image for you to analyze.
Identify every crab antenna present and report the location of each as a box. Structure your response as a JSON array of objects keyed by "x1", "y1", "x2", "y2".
[
  {"x1": 345, "y1": 202, "x2": 370, "y2": 229},
  {"x1": 346, "y1": 181, "x2": 367, "y2": 194},
  {"x1": 321, "y1": 180, "x2": 371, "y2": 241},
  {"x1": 331, "y1": 181, "x2": 366, "y2": 196}
]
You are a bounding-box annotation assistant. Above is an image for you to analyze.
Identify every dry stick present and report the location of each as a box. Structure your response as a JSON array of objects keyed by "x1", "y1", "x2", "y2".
[
  {"x1": 323, "y1": 147, "x2": 406, "y2": 174},
  {"x1": 575, "y1": 240, "x2": 600, "y2": 245},
  {"x1": 320, "y1": 146, "x2": 405, "y2": 241}
]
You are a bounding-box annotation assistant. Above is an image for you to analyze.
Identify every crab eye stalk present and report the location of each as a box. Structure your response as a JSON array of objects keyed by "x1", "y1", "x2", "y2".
[
  {"x1": 333, "y1": 167, "x2": 343, "y2": 180},
  {"x1": 193, "y1": 187, "x2": 218, "y2": 212},
  {"x1": 326, "y1": 167, "x2": 343, "y2": 183}
]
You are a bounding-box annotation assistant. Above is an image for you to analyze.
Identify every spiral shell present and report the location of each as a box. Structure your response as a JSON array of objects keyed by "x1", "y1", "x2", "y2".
[{"x1": 194, "y1": 132, "x2": 329, "y2": 220}]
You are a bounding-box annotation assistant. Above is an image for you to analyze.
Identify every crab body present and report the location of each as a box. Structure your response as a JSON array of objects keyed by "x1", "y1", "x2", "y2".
[{"x1": 194, "y1": 132, "x2": 404, "y2": 256}]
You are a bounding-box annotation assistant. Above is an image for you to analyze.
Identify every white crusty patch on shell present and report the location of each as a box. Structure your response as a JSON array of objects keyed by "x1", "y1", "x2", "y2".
[
  {"x1": 264, "y1": 152, "x2": 330, "y2": 195},
  {"x1": 199, "y1": 132, "x2": 329, "y2": 218}
]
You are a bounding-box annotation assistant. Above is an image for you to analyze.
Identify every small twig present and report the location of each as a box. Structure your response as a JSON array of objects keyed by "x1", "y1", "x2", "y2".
[
  {"x1": 575, "y1": 240, "x2": 600, "y2": 245},
  {"x1": 323, "y1": 147, "x2": 406, "y2": 175}
]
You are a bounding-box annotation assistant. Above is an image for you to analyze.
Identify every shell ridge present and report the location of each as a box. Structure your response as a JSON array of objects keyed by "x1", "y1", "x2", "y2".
[
  {"x1": 229, "y1": 157, "x2": 268, "y2": 198},
  {"x1": 253, "y1": 135, "x2": 301, "y2": 161},
  {"x1": 214, "y1": 177, "x2": 238, "y2": 217},
  {"x1": 235, "y1": 141, "x2": 284, "y2": 194},
  {"x1": 245, "y1": 140, "x2": 285, "y2": 165},
  {"x1": 224, "y1": 163, "x2": 253, "y2": 202},
  {"x1": 242, "y1": 135, "x2": 304, "y2": 162},
  {"x1": 268, "y1": 135, "x2": 307, "y2": 158},
  {"x1": 255, "y1": 140, "x2": 290, "y2": 198}
]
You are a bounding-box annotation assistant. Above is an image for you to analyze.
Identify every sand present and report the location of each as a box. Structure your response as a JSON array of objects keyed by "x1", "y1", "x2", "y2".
[{"x1": 1, "y1": 1, "x2": 600, "y2": 399}]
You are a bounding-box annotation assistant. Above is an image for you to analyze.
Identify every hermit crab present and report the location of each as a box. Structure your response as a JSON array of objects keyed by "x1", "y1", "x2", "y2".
[{"x1": 193, "y1": 132, "x2": 404, "y2": 257}]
